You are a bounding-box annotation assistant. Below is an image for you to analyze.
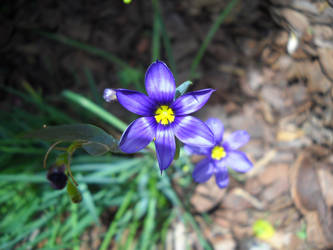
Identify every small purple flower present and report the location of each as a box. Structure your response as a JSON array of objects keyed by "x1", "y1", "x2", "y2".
[
  {"x1": 112, "y1": 60, "x2": 215, "y2": 172},
  {"x1": 185, "y1": 118, "x2": 253, "y2": 188}
]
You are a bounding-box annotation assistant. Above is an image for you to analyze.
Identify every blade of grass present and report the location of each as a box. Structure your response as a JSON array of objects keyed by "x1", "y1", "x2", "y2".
[
  {"x1": 0, "y1": 146, "x2": 45, "y2": 154},
  {"x1": 47, "y1": 219, "x2": 61, "y2": 248},
  {"x1": 84, "y1": 67, "x2": 103, "y2": 107},
  {"x1": 161, "y1": 209, "x2": 176, "y2": 247},
  {"x1": 71, "y1": 203, "x2": 80, "y2": 250},
  {"x1": 100, "y1": 189, "x2": 134, "y2": 250},
  {"x1": 38, "y1": 31, "x2": 129, "y2": 69},
  {"x1": 139, "y1": 197, "x2": 156, "y2": 250},
  {"x1": 123, "y1": 219, "x2": 139, "y2": 250},
  {"x1": 0, "y1": 174, "x2": 46, "y2": 183},
  {"x1": 0, "y1": 85, "x2": 75, "y2": 123},
  {"x1": 62, "y1": 90, "x2": 127, "y2": 132},
  {"x1": 158, "y1": 174, "x2": 212, "y2": 249},
  {"x1": 189, "y1": 0, "x2": 239, "y2": 79},
  {"x1": 154, "y1": 0, "x2": 176, "y2": 79},
  {"x1": 184, "y1": 212, "x2": 212, "y2": 250},
  {"x1": 79, "y1": 178, "x2": 100, "y2": 225}
]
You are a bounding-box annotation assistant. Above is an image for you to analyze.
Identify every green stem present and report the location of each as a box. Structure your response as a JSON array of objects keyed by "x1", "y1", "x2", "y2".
[
  {"x1": 152, "y1": 0, "x2": 161, "y2": 61},
  {"x1": 155, "y1": 0, "x2": 177, "y2": 79},
  {"x1": 189, "y1": 0, "x2": 239, "y2": 79}
]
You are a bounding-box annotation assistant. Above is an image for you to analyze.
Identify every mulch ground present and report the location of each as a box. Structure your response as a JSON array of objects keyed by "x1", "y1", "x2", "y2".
[{"x1": 1, "y1": 0, "x2": 332, "y2": 249}]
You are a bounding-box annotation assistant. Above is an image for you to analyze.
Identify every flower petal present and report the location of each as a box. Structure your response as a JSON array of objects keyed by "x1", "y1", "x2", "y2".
[
  {"x1": 172, "y1": 89, "x2": 215, "y2": 115},
  {"x1": 116, "y1": 89, "x2": 156, "y2": 116},
  {"x1": 223, "y1": 130, "x2": 250, "y2": 150},
  {"x1": 192, "y1": 157, "x2": 214, "y2": 183},
  {"x1": 154, "y1": 125, "x2": 175, "y2": 171},
  {"x1": 205, "y1": 118, "x2": 224, "y2": 144},
  {"x1": 145, "y1": 60, "x2": 176, "y2": 104},
  {"x1": 224, "y1": 150, "x2": 253, "y2": 173},
  {"x1": 215, "y1": 166, "x2": 229, "y2": 188},
  {"x1": 119, "y1": 117, "x2": 156, "y2": 153},
  {"x1": 174, "y1": 116, "x2": 214, "y2": 147},
  {"x1": 184, "y1": 144, "x2": 211, "y2": 156}
]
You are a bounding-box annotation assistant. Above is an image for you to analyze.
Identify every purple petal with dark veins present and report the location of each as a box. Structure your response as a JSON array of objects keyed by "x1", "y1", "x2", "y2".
[
  {"x1": 224, "y1": 150, "x2": 253, "y2": 173},
  {"x1": 116, "y1": 89, "x2": 156, "y2": 116},
  {"x1": 171, "y1": 89, "x2": 215, "y2": 115},
  {"x1": 192, "y1": 157, "x2": 214, "y2": 183},
  {"x1": 119, "y1": 117, "x2": 156, "y2": 153},
  {"x1": 223, "y1": 130, "x2": 250, "y2": 150},
  {"x1": 145, "y1": 60, "x2": 176, "y2": 104},
  {"x1": 174, "y1": 116, "x2": 214, "y2": 147},
  {"x1": 205, "y1": 118, "x2": 224, "y2": 144},
  {"x1": 214, "y1": 165, "x2": 229, "y2": 188},
  {"x1": 154, "y1": 124, "x2": 176, "y2": 171}
]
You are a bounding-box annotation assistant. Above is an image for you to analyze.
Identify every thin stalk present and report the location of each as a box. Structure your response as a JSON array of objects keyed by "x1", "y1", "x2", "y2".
[
  {"x1": 189, "y1": 0, "x2": 239, "y2": 79},
  {"x1": 152, "y1": 0, "x2": 161, "y2": 61},
  {"x1": 155, "y1": 0, "x2": 177, "y2": 79}
]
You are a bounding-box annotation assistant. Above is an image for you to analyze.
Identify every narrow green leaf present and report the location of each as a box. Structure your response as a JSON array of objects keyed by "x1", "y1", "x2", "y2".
[
  {"x1": 84, "y1": 67, "x2": 103, "y2": 107},
  {"x1": 62, "y1": 91, "x2": 128, "y2": 132},
  {"x1": 175, "y1": 81, "x2": 193, "y2": 98},
  {"x1": 38, "y1": 31, "x2": 129, "y2": 69},
  {"x1": 79, "y1": 179, "x2": 100, "y2": 225},
  {"x1": 152, "y1": 0, "x2": 161, "y2": 61},
  {"x1": 100, "y1": 190, "x2": 134, "y2": 250},
  {"x1": 25, "y1": 123, "x2": 120, "y2": 153},
  {"x1": 189, "y1": 0, "x2": 239, "y2": 79},
  {"x1": 140, "y1": 198, "x2": 156, "y2": 250},
  {"x1": 134, "y1": 197, "x2": 148, "y2": 220}
]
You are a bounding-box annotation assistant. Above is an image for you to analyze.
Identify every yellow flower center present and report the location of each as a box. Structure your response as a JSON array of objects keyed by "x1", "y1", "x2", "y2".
[
  {"x1": 154, "y1": 105, "x2": 175, "y2": 125},
  {"x1": 211, "y1": 146, "x2": 226, "y2": 160}
]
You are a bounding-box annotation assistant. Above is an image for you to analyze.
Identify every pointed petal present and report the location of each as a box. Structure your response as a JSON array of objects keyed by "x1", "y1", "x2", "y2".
[
  {"x1": 116, "y1": 89, "x2": 156, "y2": 116},
  {"x1": 223, "y1": 130, "x2": 250, "y2": 150},
  {"x1": 174, "y1": 116, "x2": 214, "y2": 147},
  {"x1": 184, "y1": 144, "x2": 211, "y2": 156},
  {"x1": 172, "y1": 89, "x2": 215, "y2": 115},
  {"x1": 119, "y1": 117, "x2": 156, "y2": 153},
  {"x1": 192, "y1": 157, "x2": 214, "y2": 183},
  {"x1": 145, "y1": 60, "x2": 176, "y2": 104},
  {"x1": 215, "y1": 166, "x2": 229, "y2": 188},
  {"x1": 224, "y1": 150, "x2": 253, "y2": 173},
  {"x1": 154, "y1": 125, "x2": 175, "y2": 171},
  {"x1": 205, "y1": 118, "x2": 224, "y2": 144}
]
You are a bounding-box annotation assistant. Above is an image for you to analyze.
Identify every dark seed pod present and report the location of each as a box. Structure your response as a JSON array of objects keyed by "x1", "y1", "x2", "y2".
[{"x1": 47, "y1": 165, "x2": 67, "y2": 190}]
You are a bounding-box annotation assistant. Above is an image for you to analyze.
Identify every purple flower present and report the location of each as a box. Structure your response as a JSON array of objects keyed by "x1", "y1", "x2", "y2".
[
  {"x1": 185, "y1": 118, "x2": 253, "y2": 188},
  {"x1": 113, "y1": 60, "x2": 215, "y2": 171}
]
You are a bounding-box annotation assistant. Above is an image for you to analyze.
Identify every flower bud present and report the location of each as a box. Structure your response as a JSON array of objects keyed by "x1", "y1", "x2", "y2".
[
  {"x1": 47, "y1": 165, "x2": 67, "y2": 190},
  {"x1": 103, "y1": 88, "x2": 117, "y2": 103}
]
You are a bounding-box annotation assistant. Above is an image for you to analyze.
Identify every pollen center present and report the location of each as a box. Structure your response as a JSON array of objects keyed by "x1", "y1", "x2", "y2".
[
  {"x1": 154, "y1": 105, "x2": 175, "y2": 125},
  {"x1": 211, "y1": 146, "x2": 226, "y2": 160}
]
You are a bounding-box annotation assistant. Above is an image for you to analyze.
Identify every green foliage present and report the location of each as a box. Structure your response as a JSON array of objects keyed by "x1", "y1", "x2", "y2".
[
  {"x1": 0, "y1": 85, "x2": 210, "y2": 249},
  {"x1": 25, "y1": 123, "x2": 120, "y2": 155},
  {"x1": 0, "y1": 0, "x2": 239, "y2": 248}
]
